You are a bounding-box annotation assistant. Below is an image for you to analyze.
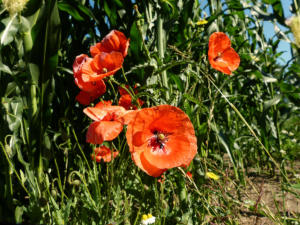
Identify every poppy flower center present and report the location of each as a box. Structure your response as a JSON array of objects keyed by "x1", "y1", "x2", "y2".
[
  {"x1": 157, "y1": 133, "x2": 165, "y2": 141},
  {"x1": 149, "y1": 130, "x2": 168, "y2": 153},
  {"x1": 214, "y1": 52, "x2": 224, "y2": 62}
]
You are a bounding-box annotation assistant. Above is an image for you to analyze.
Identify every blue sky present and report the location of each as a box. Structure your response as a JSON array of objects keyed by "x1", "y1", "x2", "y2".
[{"x1": 264, "y1": 0, "x2": 293, "y2": 64}]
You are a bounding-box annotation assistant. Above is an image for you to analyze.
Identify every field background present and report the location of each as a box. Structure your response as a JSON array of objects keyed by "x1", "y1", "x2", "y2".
[{"x1": 0, "y1": 0, "x2": 300, "y2": 224}]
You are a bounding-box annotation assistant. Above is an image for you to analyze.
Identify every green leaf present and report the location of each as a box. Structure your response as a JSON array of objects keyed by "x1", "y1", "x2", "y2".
[
  {"x1": 58, "y1": 2, "x2": 84, "y2": 21},
  {"x1": 262, "y1": 76, "x2": 277, "y2": 83},
  {"x1": 29, "y1": 63, "x2": 40, "y2": 84},
  {"x1": 291, "y1": 183, "x2": 300, "y2": 190},
  {"x1": 2, "y1": 97, "x2": 24, "y2": 133},
  {"x1": 15, "y1": 206, "x2": 25, "y2": 224},
  {"x1": 129, "y1": 22, "x2": 142, "y2": 57},
  {"x1": 104, "y1": 0, "x2": 117, "y2": 27},
  {"x1": 264, "y1": 95, "x2": 281, "y2": 110},
  {"x1": 170, "y1": 74, "x2": 184, "y2": 92},
  {"x1": 0, "y1": 14, "x2": 18, "y2": 46},
  {"x1": 0, "y1": 61, "x2": 12, "y2": 74},
  {"x1": 77, "y1": 4, "x2": 96, "y2": 20},
  {"x1": 183, "y1": 93, "x2": 200, "y2": 104}
]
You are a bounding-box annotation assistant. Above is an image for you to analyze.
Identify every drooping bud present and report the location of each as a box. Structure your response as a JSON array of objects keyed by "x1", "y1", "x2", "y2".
[{"x1": 2, "y1": 0, "x2": 29, "y2": 16}]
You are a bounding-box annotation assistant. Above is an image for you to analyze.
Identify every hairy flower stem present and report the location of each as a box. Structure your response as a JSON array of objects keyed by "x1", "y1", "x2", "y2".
[{"x1": 157, "y1": 15, "x2": 169, "y2": 100}]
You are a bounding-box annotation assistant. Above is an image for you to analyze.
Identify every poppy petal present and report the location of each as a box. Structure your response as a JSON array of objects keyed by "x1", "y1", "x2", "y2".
[
  {"x1": 100, "y1": 121, "x2": 123, "y2": 141},
  {"x1": 86, "y1": 121, "x2": 104, "y2": 144},
  {"x1": 87, "y1": 120, "x2": 123, "y2": 143},
  {"x1": 80, "y1": 58, "x2": 99, "y2": 82},
  {"x1": 220, "y1": 48, "x2": 240, "y2": 72},
  {"x1": 90, "y1": 30, "x2": 130, "y2": 57},
  {"x1": 83, "y1": 52, "x2": 124, "y2": 82},
  {"x1": 76, "y1": 90, "x2": 101, "y2": 105},
  {"x1": 95, "y1": 100, "x2": 112, "y2": 109},
  {"x1": 76, "y1": 76, "x2": 106, "y2": 93},
  {"x1": 131, "y1": 150, "x2": 166, "y2": 177},
  {"x1": 121, "y1": 110, "x2": 139, "y2": 125},
  {"x1": 73, "y1": 54, "x2": 89, "y2": 76},
  {"x1": 74, "y1": 56, "x2": 107, "y2": 93},
  {"x1": 208, "y1": 32, "x2": 231, "y2": 59},
  {"x1": 83, "y1": 107, "x2": 108, "y2": 121}
]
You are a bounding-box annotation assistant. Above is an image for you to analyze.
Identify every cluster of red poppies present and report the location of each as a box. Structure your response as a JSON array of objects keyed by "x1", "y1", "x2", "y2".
[
  {"x1": 73, "y1": 30, "x2": 129, "y2": 105},
  {"x1": 72, "y1": 30, "x2": 240, "y2": 177}
]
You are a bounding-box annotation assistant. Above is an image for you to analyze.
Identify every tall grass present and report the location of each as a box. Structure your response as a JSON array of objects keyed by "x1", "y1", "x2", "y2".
[{"x1": 0, "y1": 0, "x2": 300, "y2": 224}]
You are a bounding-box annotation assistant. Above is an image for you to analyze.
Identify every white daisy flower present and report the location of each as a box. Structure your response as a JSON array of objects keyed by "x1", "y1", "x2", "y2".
[{"x1": 141, "y1": 214, "x2": 156, "y2": 225}]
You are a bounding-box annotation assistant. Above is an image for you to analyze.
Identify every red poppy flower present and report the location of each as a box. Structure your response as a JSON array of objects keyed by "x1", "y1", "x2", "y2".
[
  {"x1": 118, "y1": 85, "x2": 144, "y2": 110},
  {"x1": 80, "y1": 52, "x2": 124, "y2": 82},
  {"x1": 118, "y1": 94, "x2": 144, "y2": 110},
  {"x1": 90, "y1": 30, "x2": 130, "y2": 57},
  {"x1": 208, "y1": 32, "x2": 240, "y2": 75},
  {"x1": 84, "y1": 104, "x2": 126, "y2": 144},
  {"x1": 126, "y1": 105, "x2": 197, "y2": 177},
  {"x1": 73, "y1": 54, "x2": 107, "y2": 93},
  {"x1": 91, "y1": 146, "x2": 119, "y2": 163}
]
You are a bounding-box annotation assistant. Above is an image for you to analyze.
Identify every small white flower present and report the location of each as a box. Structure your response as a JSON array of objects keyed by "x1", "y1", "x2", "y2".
[
  {"x1": 141, "y1": 214, "x2": 156, "y2": 225},
  {"x1": 280, "y1": 149, "x2": 286, "y2": 155}
]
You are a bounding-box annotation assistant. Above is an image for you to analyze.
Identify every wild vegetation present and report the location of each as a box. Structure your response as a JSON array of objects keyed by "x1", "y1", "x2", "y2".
[{"x1": 0, "y1": 0, "x2": 300, "y2": 224}]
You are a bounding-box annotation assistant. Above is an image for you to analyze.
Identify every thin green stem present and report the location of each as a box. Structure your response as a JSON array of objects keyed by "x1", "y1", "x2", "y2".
[
  {"x1": 157, "y1": 15, "x2": 169, "y2": 100},
  {"x1": 0, "y1": 142, "x2": 30, "y2": 195},
  {"x1": 71, "y1": 127, "x2": 91, "y2": 171},
  {"x1": 54, "y1": 158, "x2": 67, "y2": 202},
  {"x1": 134, "y1": 4, "x2": 151, "y2": 61},
  {"x1": 121, "y1": 67, "x2": 129, "y2": 84}
]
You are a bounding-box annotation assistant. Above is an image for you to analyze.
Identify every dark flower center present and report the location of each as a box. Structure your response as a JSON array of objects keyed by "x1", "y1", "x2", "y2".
[
  {"x1": 149, "y1": 130, "x2": 168, "y2": 153},
  {"x1": 214, "y1": 52, "x2": 223, "y2": 62}
]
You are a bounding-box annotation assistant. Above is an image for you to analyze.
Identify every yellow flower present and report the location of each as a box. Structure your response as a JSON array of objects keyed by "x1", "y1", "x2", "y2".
[
  {"x1": 196, "y1": 19, "x2": 208, "y2": 26},
  {"x1": 2, "y1": 0, "x2": 29, "y2": 16},
  {"x1": 206, "y1": 172, "x2": 220, "y2": 180}
]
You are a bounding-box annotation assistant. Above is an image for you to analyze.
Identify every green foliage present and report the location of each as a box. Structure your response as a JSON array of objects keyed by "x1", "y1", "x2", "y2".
[{"x1": 0, "y1": 0, "x2": 300, "y2": 224}]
